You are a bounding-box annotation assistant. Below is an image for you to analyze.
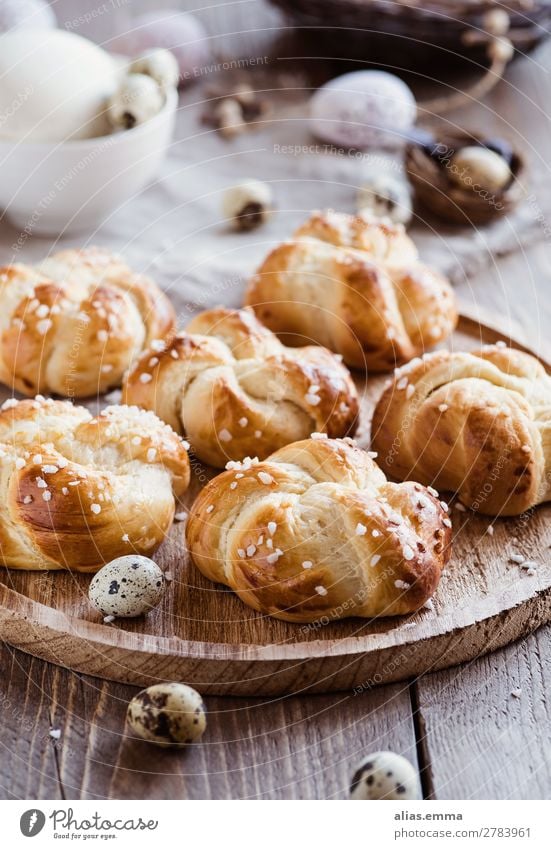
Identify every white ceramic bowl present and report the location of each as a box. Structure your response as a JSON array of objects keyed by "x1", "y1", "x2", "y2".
[{"x1": 0, "y1": 88, "x2": 177, "y2": 235}]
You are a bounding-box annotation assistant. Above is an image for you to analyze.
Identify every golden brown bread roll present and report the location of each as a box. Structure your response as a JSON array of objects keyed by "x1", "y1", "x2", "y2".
[
  {"x1": 371, "y1": 344, "x2": 551, "y2": 516},
  {"x1": 186, "y1": 437, "x2": 452, "y2": 622},
  {"x1": 0, "y1": 248, "x2": 175, "y2": 398},
  {"x1": 0, "y1": 396, "x2": 190, "y2": 571},
  {"x1": 123, "y1": 307, "x2": 359, "y2": 468},
  {"x1": 245, "y1": 210, "x2": 457, "y2": 371}
]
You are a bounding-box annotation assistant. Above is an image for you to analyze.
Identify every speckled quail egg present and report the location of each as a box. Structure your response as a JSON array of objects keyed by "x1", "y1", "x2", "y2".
[
  {"x1": 222, "y1": 179, "x2": 273, "y2": 231},
  {"x1": 129, "y1": 49, "x2": 179, "y2": 92},
  {"x1": 449, "y1": 145, "x2": 511, "y2": 194},
  {"x1": 88, "y1": 555, "x2": 166, "y2": 618},
  {"x1": 127, "y1": 682, "x2": 207, "y2": 747},
  {"x1": 350, "y1": 751, "x2": 421, "y2": 800},
  {"x1": 107, "y1": 73, "x2": 164, "y2": 130},
  {"x1": 357, "y1": 174, "x2": 412, "y2": 225}
]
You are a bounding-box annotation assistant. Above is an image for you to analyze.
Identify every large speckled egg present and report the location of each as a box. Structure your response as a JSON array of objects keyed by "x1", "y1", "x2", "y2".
[
  {"x1": 88, "y1": 555, "x2": 166, "y2": 618},
  {"x1": 127, "y1": 683, "x2": 207, "y2": 747},
  {"x1": 310, "y1": 70, "x2": 416, "y2": 150},
  {"x1": 350, "y1": 752, "x2": 421, "y2": 800},
  {"x1": 0, "y1": 0, "x2": 56, "y2": 32},
  {"x1": 109, "y1": 9, "x2": 209, "y2": 82}
]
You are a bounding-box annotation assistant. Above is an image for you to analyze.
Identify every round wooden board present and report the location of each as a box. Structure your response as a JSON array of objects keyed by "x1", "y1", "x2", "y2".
[{"x1": 0, "y1": 312, "x2": 550, "y2": 696}]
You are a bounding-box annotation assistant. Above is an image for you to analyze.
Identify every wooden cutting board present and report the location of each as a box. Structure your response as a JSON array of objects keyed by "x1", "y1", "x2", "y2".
[{"x1": 0, "y1": 311, "x2": 549, "y2": 696}]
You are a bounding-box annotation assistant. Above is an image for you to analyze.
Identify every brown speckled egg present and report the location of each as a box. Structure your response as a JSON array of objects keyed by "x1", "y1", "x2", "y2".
[
  {"x1": 127, "y1": 683, "x2": 207, "y2": 747},
  {"x1": 88, "y1": 555, "x2": 166, "y2": 618},
  {"x1": 350, "y1": 751, "x2": 421, "y2": 800}
]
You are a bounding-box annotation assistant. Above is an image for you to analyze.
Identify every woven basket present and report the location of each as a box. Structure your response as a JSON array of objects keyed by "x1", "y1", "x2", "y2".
[
  {"x1": 270, "y1": 0, "x2": 551, "y2": 68},
  {"x1": 406, "y1": 130, "x2": 526, "y2": 225}
]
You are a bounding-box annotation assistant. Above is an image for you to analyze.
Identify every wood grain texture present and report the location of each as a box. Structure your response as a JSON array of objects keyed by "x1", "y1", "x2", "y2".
[
  {"x1": 2, "y1": 0, "x2": 551, "y2": 803},
  {"x1": 414, "y1": 626, "x2": 551, "y2": 800},
  {"x1": 0, "y1": 642, "x2": 418, "y2": 800},
  {"x1": 1, "y1": 314, "x2": 549, "y2": 695},
  {"x1": 0, "y1": 650, "x2": 63, "y2": 799},
  {"x1": 411, "y1": 243, "x2": 551, "y2": 802}
]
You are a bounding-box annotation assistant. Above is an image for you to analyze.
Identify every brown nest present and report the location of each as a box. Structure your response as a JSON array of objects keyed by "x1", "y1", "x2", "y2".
[{"x1": 406, "y1": 131, "x2": 526, "y2": 225}]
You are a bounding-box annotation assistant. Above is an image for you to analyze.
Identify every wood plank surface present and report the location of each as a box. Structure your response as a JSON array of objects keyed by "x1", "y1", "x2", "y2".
[
  {"x1": 1, "y1": 316, "x2": 549, "y2": 697},
  {"x1": 0, "y1": 649, "x2": 63, "y2": 799},
  {"x1": 0, "y1": 642, "x2": 418, "y2": 800},
  {"x1": 2, "y1": 0, "x2": 551, "y2": 802},
  {"x1": 415, "y1": 625, "x2": 551, "y2": 800},
  {"x1": 409, "y1": 242, "x2": 551, "y2": 802}
]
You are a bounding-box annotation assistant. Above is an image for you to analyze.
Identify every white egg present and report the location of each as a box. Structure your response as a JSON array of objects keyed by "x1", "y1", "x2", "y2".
[
  {"x1": 129, "y1": 49, "x2": 180, "y2": 92},
  {"x1": 107, "y1": 74, "x2": 164, "y2": 130},
  {"x1": 357, "y1": 175, "x2": 412, "y2": 225},
  {"x1": 109, "y1": 10, "x2": 210, "y2": 83},
  {"x1": 350, "y1": 751, "x2": 421, "y2": 800},
  {"x1": 0, "y1": 30, "x2": 118, "y2": 141},
  {"x1": 310, "y1": 71, "x2": 416, "y2": 150},
  {"x1": 89, "y1": 555, "x2": 166, "y2": 618},
  {"x1": 127, "y1": 682, "x2": 207, "y2": 747},
  {"x1": 0, "y1": 0, "x2": 56, "y2": 32}
]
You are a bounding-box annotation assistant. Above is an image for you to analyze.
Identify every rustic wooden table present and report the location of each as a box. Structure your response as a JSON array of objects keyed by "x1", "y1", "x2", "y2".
[{"x1": 2, "y1": 1, "x2": 551, "y2": 801}]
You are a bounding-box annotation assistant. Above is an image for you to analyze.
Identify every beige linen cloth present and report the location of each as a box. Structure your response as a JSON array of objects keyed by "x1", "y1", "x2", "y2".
[{"x1": 0, "y1": 89, "x2": 545, "y2": 326}]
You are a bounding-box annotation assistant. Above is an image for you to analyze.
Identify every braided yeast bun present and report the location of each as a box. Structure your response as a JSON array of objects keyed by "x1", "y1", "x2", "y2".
[
  {"x1": 0, "y1": 248, "x2": 175, "y2": 398},
  {"x1": 245, "y1": 211, "x2": 457, "y2": 370},
  {"x1": 186, "y1": 437, "x2": 451, "y2": 622},
  {"x1": 0, "y1": 397, "x2": 190, "y2": 571},
  {"x1": 123, "y1": 307, "x2": 358, "y2": 468},
  {"x1": 372, "y1": 345, "x2": 551, "y2": 516},
  {"x1": 295, "y1": 209, "x2": 418, "y2": 265}
]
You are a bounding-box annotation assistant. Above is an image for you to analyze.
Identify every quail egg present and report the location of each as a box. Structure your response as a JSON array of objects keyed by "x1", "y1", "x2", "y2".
[
  {"x1": 88, "y1": 555, "x2": 166, "y2": 618},
  {"x1": 357, "y1": 175, "x2": 412, "y2": 225},
  {"x1": 127, "y1": 682, "x2": 207, "y2": 747},
  {"x1": 449, "y1": 145, "x2": 511, "y2": 194},
  {"x1": 107, "y1": 73, "x2": 164, "y2": 130},
  {"x1": 129, "y1": 48, "x2": 179, "y2": 92},
  {"x1": 222, "y1": 179, "x2": 273, "y2": 231},
  {"x1": 350, "y1": 751, "x2": 421, "y2": 800}
]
